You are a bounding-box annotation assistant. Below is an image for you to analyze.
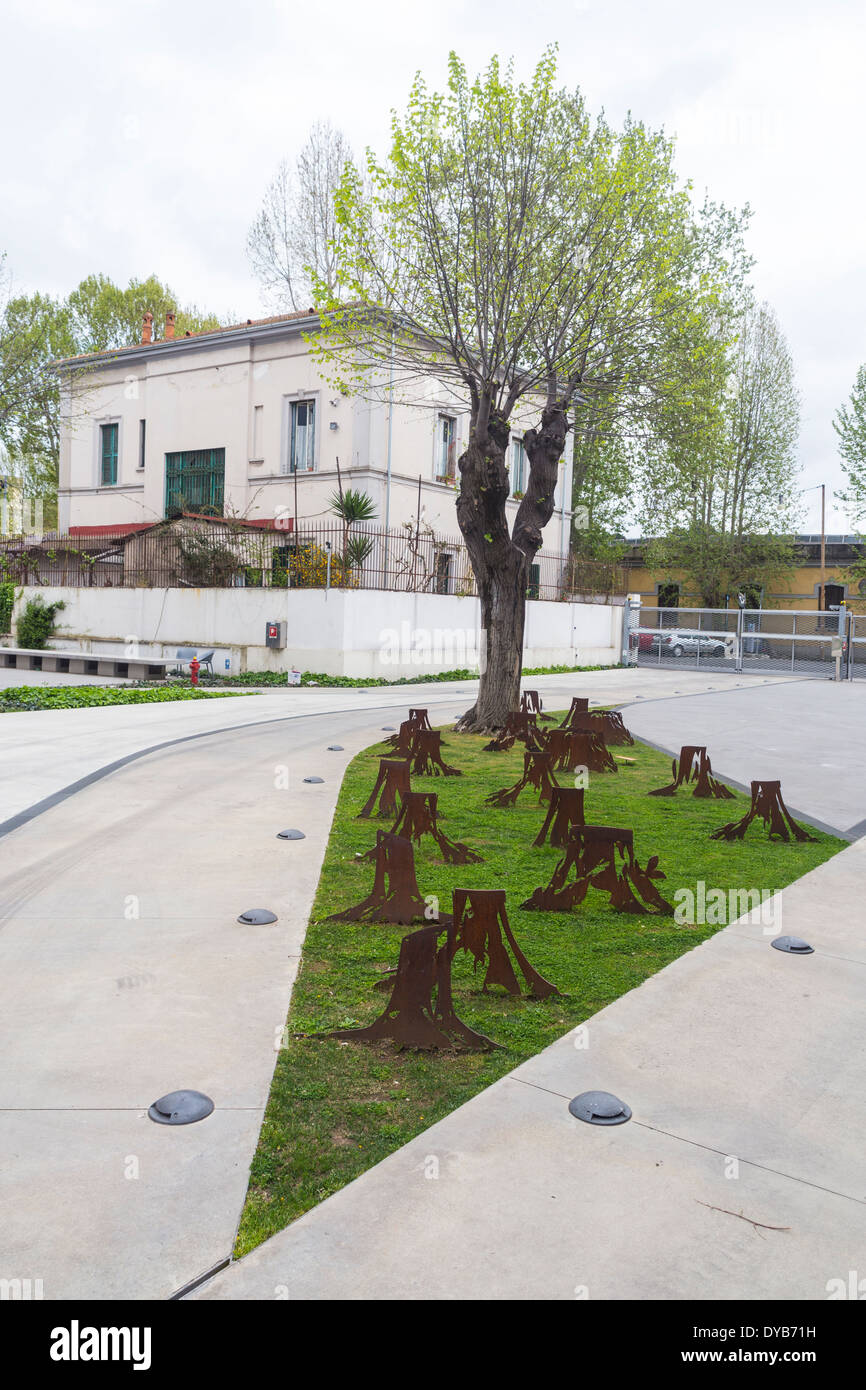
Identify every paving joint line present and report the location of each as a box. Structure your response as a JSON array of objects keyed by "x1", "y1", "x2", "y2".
[{"x1": 508, "y1": 1076, "x2": 866, "y2": 1206}]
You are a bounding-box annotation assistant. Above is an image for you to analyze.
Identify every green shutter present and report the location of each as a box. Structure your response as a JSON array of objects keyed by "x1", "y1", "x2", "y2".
[
  {"x1": 164, "y1": 448, "x2": 225, "y2": 517},
  {"x1": 101, "y1": 423, "x2": 118, "y2": 485}
]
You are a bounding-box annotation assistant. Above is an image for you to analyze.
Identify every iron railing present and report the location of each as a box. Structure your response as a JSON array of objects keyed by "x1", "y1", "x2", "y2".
[{"x1": 0, "y1": 521, "x2": 622, "y2": 602}]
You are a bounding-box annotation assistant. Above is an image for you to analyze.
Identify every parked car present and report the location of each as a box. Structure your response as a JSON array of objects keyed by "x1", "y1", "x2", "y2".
[{"x1": 651, "y1": 629, "x2": 733, "y2": 658}]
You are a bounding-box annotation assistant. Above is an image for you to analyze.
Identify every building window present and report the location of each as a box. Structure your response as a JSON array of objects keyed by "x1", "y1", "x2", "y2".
[
  {"x1": 511, "y1": 437, "x2": 526, "y2": 495},
  {"x1": 289, "y1": 399, "x2": 316, "y2": 473},
  {"x1": 100, "y1": 422, "x2": 118, "y2": 486},
  {"x1": 164, "y1": 448, "x2": 225, "y2": 517},
  {"x1": 138, "y1": 419, "x2": 146, "y2": 470},
  {"x1": 436, "y1": 414, "x2": 456, "y2": 480}
]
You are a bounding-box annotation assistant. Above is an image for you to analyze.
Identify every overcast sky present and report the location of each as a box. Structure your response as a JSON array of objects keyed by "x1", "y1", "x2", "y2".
[{"x1": 2, "y1": 0, "x2": 863, "y2": 532}]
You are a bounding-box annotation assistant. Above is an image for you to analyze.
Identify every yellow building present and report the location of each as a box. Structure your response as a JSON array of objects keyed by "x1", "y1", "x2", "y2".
[{"x1": 622, "y1": 535, "x2": 866, "y2": 613}]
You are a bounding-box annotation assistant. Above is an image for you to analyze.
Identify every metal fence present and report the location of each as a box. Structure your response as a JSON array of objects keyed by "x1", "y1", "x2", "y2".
[
  {"x1": 629, "y1": 604, "x2": 859, "y2": 678},
  {"x1": 0, "y1": 521, "x2": 607, "y2": 603}
]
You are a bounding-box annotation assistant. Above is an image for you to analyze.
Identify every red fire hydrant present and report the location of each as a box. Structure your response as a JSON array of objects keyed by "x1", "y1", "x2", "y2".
[{"x1": 189, "y1": 658, "x2": 201, "y2": 687}]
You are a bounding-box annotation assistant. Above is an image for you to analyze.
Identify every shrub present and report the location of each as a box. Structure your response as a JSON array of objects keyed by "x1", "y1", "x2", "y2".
[
  {"x1": 16, "y1": 595, "x2": 66, "y2": 650},
  {"x1": 0, "y1": 582, "x2": 14, "y2": 635}
]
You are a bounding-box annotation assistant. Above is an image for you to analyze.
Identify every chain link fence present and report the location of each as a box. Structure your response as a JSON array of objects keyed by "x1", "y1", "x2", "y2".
[{"x1": 627, "y1": 604, "x2": 856, "y2": 678}]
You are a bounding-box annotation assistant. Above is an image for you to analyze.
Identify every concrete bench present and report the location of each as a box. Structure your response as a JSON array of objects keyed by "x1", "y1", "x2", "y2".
[{"x1": 0, "y1": 647, "x2": 174, "y2": 681}]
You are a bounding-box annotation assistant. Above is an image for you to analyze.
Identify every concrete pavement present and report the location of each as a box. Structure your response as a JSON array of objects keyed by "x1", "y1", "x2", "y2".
[
  {"x1": 193, "y1": 837, "x2": 866, "y2": 1301},
  {"x1": 1, "y1": 665, "x2": 857, "y2": 1301},
  {"x1": 624, "y1": 677, "x2": 866, "y2": 838},
  {"x1": 0, "y1": 667, "x2": 796, "y2": 831}
]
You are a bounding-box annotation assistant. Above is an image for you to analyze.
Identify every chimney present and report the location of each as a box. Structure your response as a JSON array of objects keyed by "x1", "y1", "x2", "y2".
[
  {"x1": 142, "y1": 311, "x2": 153, "y2": 345},
  {"x1": 165, "y1": 311, "x2": 176, "y2": 340}
]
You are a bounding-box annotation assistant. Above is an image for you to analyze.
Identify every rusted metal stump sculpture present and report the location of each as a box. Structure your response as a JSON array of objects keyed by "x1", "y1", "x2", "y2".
[
  {"x1": 485, "y1": 749, "x2": 558, "y2": 808},
  {"x1": 384, "y1": 708, "x2": 433, "y2": 757},
  {"x1": 450, "y1": 889, "x2": 560, "y2": 999},
  {"x1": 322, "y1": 921, "x2": 499, "y2": 1051},
  {"x1": 533, "y1": 785, "x2": 586, "y2": 847},
  {"x1": 410, "y1": 729, "x2": 462, "y2": 777},
  {"x1": 357, "y1": 757, "x2": 412, "y2": 818},
  {"x1": 364, "y1": 790, "x2": 483, "y2": 864},
  {"x1": 522, "y1": 825, "x2": 673, "y2": 915},
  {"x1": 557, "y1": 697, "x2": 590, "y2": 728},
  {"x1": 590, "y1": 709, "x2": 634, "y2": 746},
  {"x1": 649, "y1": 745, "x2": 733, "y2": 800},
  {"x1": 520, "y1": 689, "x2": 556, "y2": 723},
  {"x1": 710, "y1": 780, "x2": 818, "y2": 843},
  {"x1": 484, "y1": 709, "x2": 542, "y2": 752},
  {"x1": 545, "y1": 727, "x2": 618, "y2": 774},
  {"x1": 556, "y1": 697, "x2": 633, "y2": 746},
  {"x1": 327, "y1": 831, "x2": 446, "y2": 926}
]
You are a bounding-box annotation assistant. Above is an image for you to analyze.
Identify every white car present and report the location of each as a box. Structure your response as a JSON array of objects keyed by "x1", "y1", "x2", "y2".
[{"x1": 651, "y1": 629, "x2": 733, "y2": 658}]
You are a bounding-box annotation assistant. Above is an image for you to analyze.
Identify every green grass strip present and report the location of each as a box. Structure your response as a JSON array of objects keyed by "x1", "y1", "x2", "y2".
[
  {"x1": 236, "y1": 715, "x2": 843, "y2": 1256},
  {"x1": 0, "y1": 685, "x2": 254, "y2": 712}
]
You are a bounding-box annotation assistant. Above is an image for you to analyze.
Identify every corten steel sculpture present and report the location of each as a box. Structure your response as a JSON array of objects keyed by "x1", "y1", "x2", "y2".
[
  {"x1": 327, "y1": 831, "x2": 447, "y2": 926},
  {"x1": 557, "y1": 697, "x2": 633, "y2": 746},
  {"x1": 322, "y1": 921, "x2": 499, "y2": 1051},
  {"x1": 450, "y1": 889, "x2": 560, "y2": 999},
  {"x1": 484, "y1": 709, "x2": 543, "y2": 752},
  {"x1": 484, "y1": 749, "x2": 558, "y2": 807},
  {"x1": 533, "y1": 785, "x2": 586, "y2": 847},
  {"x1": 384, "y1": 708, "x2": 433, "y2": 757},
  {"x1": 589, "y1": 709, "x2": 634, "y2": 746},
  {"x1": 710, "y1": 780, "x2": 818, "y2": 843},
  {"x1": 409, "y1": 729, "x2": 462, "y2": 777},
  {"x1": 357, "y1": 758, "x2": 412, "y2": 819},
  {"x1": 363, "y1": 790, "x2": 483, "y2": 865},
  {"x1": 522, "y1": 825, "x2": 673, "y2": 915},
  {"x1": 649, "y1": 745, "x2": 734, "y2": 800},
  {"x1": 557, "y1": 697, "x2": 590, "y2": 728},
  {"x1": 544, "y1": 727, "x2": 618, "y2": 774},
  {"x1": 520, "y1": 689, "x2": 555, "y2": 722}
]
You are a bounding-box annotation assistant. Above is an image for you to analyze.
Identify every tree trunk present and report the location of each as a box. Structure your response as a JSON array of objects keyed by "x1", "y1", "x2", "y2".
[{"x1": 455, "y1": 402, "x2": 569, "y2": 733}]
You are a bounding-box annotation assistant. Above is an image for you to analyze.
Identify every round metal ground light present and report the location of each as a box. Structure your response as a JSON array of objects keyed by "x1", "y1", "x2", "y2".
[
  {"x1": 327, "y1": 745, "x2": 344, "y2": 751},
  {"x1": 237, "y1": 908, "x2": 278, "y2": 925},
  {"x1": 568, "y1": 1090, "x2": 632, "y2": 1126},
  {"x1": 148, "y1": 1090, "x2": 214, "y2": 1126},
  {"x1": 277, "y1": 829, "x2": 305, "y2": 841},
  {"x1": 303, "y1": 776, "x2": 324, "y2": 784},
  {"x1": 771, "y1": 935, "x2": 815, "y2": 955}
]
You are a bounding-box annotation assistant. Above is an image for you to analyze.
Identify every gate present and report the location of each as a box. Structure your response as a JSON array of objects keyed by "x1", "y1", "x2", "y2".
[{"x1": 629, "y1": 604, "x2": 855, "y2": 678}]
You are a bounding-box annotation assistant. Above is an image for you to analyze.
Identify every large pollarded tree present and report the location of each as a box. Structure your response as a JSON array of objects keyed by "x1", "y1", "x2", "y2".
[{"x1": 310, "y1": 49, "x2": 730, "y2": 730}]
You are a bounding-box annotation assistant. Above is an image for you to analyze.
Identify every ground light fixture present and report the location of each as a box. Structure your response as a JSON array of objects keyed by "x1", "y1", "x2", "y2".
[
  {"x1": 568, "y1": 1091, "x2": 632, "y2": 1126},
  {"x1": 277, "y1": 829, "x2": 306, "y2": 840},
  {"x1": 381, "y1": 726, "x2": 396, "y2": 731},
  {"x1": 237, "y1": 908, "x2": 278, "y2": 924},
  {"x1": 303, "y1": 776, "x2": 324, "y2": 783},
  {"x1": 771, "y1": 935, "x2": 815, "y2": 954},
  {"x1": 327, "y1": 744, "x2": 344, "y2": 751},
  {"x1": 148, "y1": 1090, "x2": 214, "y2": 1126}
]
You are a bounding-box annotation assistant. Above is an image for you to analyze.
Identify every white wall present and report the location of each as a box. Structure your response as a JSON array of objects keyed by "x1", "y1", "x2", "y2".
[{"x1": 13, "y1": 586, "x2": 623, "y2": 678}]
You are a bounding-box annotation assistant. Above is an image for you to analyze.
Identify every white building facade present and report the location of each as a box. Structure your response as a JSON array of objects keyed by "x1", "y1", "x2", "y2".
[{"x1": 55, "y1": 310, "x2": 575, "y2": 557}]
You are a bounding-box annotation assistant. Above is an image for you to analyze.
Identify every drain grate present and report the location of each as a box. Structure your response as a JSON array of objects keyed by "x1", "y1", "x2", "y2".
[
  {"x1": 237, "y1": 908, "x2": 278, "y2": 924},
  {"x1": 148, "y1": 1090, "x2": 214, "y2": 1126},
  {"x1": 771, "y1": 935, "x2": 814, "y2": 955},
  {"x1": 277, "y1": 829, "x2": 305, "y2": 840},
  {"x1": 568, "y1": 1090, "x2": 632, "y2": 1126}
]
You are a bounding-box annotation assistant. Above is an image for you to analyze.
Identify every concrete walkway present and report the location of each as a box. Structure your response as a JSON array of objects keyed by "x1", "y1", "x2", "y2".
[
  {"x1": 1, "y1": 666, "x2": 855, "y2": 1300},
  {"x1": 193, "y1": 837, "x2": 866, "y2": 1301},
  {"x1": 624, "y1": 678, "x2": 866, "y2": 839}
]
